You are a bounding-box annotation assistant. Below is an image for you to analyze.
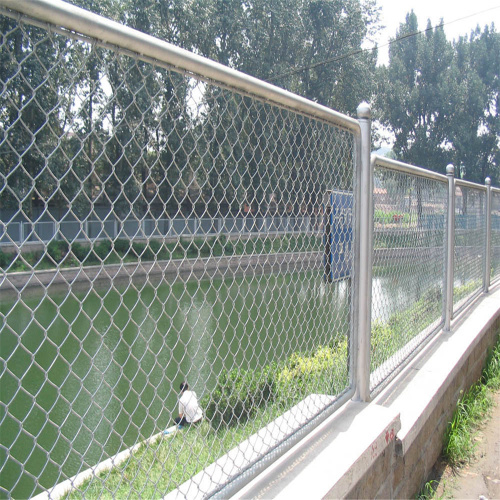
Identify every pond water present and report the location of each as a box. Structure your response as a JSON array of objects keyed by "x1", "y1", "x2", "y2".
[{"x1": 0, "y1": 262, "x2": 442, "y2": 497}]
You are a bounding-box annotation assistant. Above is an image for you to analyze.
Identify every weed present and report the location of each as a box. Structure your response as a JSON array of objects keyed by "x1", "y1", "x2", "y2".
[{"x1": 443, "y1": 337, "x2": 500, "y2": 467}]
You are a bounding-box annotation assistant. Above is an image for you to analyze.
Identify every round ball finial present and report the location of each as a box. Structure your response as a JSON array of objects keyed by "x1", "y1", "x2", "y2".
[
  {"x1": 485, "y1": 177, "x2": 491, "y2": 186},
  {"x1": 357, "y1": 102, "x2": 371, "y2": 119},
  {"x1": 446, "y1": 164, "x2": 454, "y2": 176}
]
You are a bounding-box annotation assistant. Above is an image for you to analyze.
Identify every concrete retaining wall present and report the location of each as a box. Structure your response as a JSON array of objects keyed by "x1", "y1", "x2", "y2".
[
  {"x1": 344, "y1": 290, "x2": 500, "y2": 499},
  {"x1": 0, "y1": 252, "x2": 322, "y2": 292}
]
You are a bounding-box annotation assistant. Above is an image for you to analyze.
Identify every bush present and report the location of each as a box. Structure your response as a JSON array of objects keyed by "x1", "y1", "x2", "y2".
[
  {"x1": 276, "y1": 344, "x2": 347, "y2": 402},
  {"x1": 0, "y1": 249, "x2": 14, "y2": 269},
  {"x1": 94, "y1": 240, "x2": 112, "y2": 260},
  {"x1": 202, "y1": 366, "x2": 275, "y2": 430},
  {"x1": 223, "y1": 240, "x2": 234, "y2": 255},
  {"x1": 131, "y1": 241, "x2": 155, "y2": 260},
  {"x1": 202, "y1": 342, "x2": 349, "y2": 431},
  {"x1": 180, "y1": 238, "x2": 198, "y2": 258},
  {"x1": 148, "y1": 239, "x2": 162, "y2": 259},
  {"x1": 211, "y1": 236, "x2": 226, "y2": 256},
  {"x1": 47, "y1": 240, "x2": 69, "y2": 263},
  {"x1": 71, "y1": 242, "x2": 93, "y2": 262},
  {"x1": 114, "y1": 239, "x2": 131, "y2": 256}
]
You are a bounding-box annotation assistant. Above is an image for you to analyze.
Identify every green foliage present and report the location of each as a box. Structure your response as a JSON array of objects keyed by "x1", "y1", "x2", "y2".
[
  {"x1": 223, "y1": 239, "x2": 234, "y2": 255},
  {"x1": 113, "y1": 239, "x2": 131, "y2": 255},
  {"x1": 47, "y1": 240, "x2": 69, "y2": 264},
  {"x1": 2, "y1": 233, "x2": 322, "y2": 274},
  {"x1": 276, "y1": 343, "x2": 347, "y2": 403},
  {"x1": 377, "y1": 15, "x2": 499, "y2": 183},
  {"x1": 71, "y1": 242, "x2": 93, "y2": 263},
  {"x1": 148, "y1": 239, "x2": 162, "y2": 255},
  {"x1": 417, "y1": 479, "x2": 441, "y2": 500},
  {"x1": 442, "y1": 336, "x2": 500, "y2": 466},
  {"x1": 94, "y1": 240, "x2": 112, "y2": 260},
  {"x1": 0, "y1": 249, "x2": 14, "y2": 269},
  {"x1": 203, "y1": 341, "x2": 348, "y2": 430},
  {"x1": 371, "y1": 287, "x2": 442, "y2": 371},
  {"x1": 202, "y1": 366, "x2": 275, "y2": 430}
]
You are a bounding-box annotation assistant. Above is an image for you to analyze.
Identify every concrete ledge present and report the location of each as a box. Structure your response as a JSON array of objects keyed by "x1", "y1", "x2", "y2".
[
  {"x1": 233, "y1": 401, "x2": 400, "y2": 499},
  {"x1": 374, "y1": 286, "x2": 500, "y2": 498},
  {"x1": 376, "y1": 288, "x2": 500, "y2": 449}
]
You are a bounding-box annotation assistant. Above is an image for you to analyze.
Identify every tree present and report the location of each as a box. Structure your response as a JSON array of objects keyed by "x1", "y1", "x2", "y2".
[
  {"x1": 446, "y1": 26, "x2": 500, "y2": 184},
  {"x1": 377, "y1": 13, "x2": 499, "y2": 185},
  {"x1": 0, "y1": 17, "x2": 71, "y2": 219},
  {"x1": 376, "y1": 12, "x2": 453, "y2": 173}
]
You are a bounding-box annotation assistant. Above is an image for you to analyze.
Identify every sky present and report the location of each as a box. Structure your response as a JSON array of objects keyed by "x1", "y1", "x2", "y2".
[{"x1": 374, "y1": 0, "x2": 500, "y2": 65}]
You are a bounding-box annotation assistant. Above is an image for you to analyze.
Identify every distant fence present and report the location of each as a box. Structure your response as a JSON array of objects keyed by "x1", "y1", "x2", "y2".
[
  {"x1": 0, "y1": 215, "x2": 321, "y2": 246},
  {"x1": 0, "y1": 1, "x2": 498, "y2": 500},
  {"x1": 369, "y1": 158, "x2": 500, "y2": 393}
]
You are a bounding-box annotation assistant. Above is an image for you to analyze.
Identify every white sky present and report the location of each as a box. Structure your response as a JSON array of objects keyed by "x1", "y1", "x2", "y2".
[{"x1": 374, "y1": 0, "x2": 500, "y2": 65}]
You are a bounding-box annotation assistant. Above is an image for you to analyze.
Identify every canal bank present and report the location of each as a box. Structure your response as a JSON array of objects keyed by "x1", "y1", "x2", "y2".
[{"x1": 0, "y1": 247, "x2": 445, "y2": 293}]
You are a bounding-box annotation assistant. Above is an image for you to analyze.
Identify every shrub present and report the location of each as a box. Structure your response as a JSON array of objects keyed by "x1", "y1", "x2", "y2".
[
  {"x1": 0, "y1": 249, "x2": 14, "y2": 269},
  {"x1": 223, "y1": 240, "x2": 234, "y2": 255},
  {"x1": 148, "y1": 239, "x2": 163, "y2": 259},
  {"x1": 276, "y1": 343, "x2": 347, "y2": 403},
  {"x1": 47, "y1": 240, "x2": 69, "y2": 264},
  {"x1": 130, "y1": 241, "x2": 153, "y2": 260},
  {"x1": 114, "y1": 239, "x2": 131, "y2": 256},
  {"x1": 212, "y1": 236, "x2": 226, "y2": 256},
  {"x1": 132, "y1": 241, "x2": 146, "y2": 256},
  {"x1": 202, "y1": 366, "x2": 275, "y2": 430},
  {"x1": 94, "y1": 240, "x2": 112, "y2": 260},
  {"x1": 199, "y1": 239, "x2": 212, "y2": 257},
  {"x1": 71, "y1": 242, "x2": 92, "y2": 262},
  {"x1": 180, "y1": 238, "x2": 198, "y2": 258},
  {"x1": 202, "y1": 342, "x2": 349, "y2": 431}
]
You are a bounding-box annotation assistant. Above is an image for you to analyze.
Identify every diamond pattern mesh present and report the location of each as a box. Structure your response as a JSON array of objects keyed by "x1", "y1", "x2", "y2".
[
  {"x1": 0, "y1": 11, "x2": 355, "y2": 498},
  {"x1": 492, "y1": 190, "x2": 500, "y2": 284},
  {"x1": 370, "y1": 166, "x2": 447, "y2": 392},
  {"x1": 453, "y1": 183, "x2": 487, "y2": 313}
]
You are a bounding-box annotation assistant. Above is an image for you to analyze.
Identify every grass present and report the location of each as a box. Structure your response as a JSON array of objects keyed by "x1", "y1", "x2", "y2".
[
  {"x1": 65, "y1": 408, "x2": 283, "y2": 499},
  {"x1": 417, "y1": 333, "x2": 500, "y2": 499},
  {"x1": 63, "y1": 285, "x2": 479, "y2": 498},
  {"x1": 442, "y1": 336, "x2": 500, "y2": 467},
  {"x1": 371, "y1": 287, "x2": 443, "y2": 371},
  {"x1": 65, "y1": 341, "x2": 349, "y2": 498}
]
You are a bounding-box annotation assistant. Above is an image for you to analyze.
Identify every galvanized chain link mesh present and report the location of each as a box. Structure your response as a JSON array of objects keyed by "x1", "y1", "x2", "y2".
[
  {"x1": 369, "y1": 165, "x2": 447, "y2": 392},
  {"x1": 492, "y1": 190, "x2": 500, "y2": 285},
  {"x1": 453, "y1": 183, "x2": 486, "y2": 313},
  {"x1": 0, "y1": 11, "x2": 355, "y2": 498}
]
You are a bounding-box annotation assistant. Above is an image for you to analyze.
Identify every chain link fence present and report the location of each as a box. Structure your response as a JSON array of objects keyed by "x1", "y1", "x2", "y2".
[
  {"x1": 1, "y1": 2, "x2": 499, "y2": 499},
  {"x1": 453, "y1": 182, "x2": 487, "y2": 314},
  {"x1": 0, "y1": 5, "x2": 357, "y2": 498},
  {"x1": 369, "y1": 162, "x2": 447, "y2": 392},
  {"x1": 490, "y1": 189, "x2": 500, "y2": 285}
]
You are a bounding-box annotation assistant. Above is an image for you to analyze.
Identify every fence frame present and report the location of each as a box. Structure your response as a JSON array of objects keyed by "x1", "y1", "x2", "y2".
[{"x1": 0, "y1": 0, "x2": 499, "y2": 497}]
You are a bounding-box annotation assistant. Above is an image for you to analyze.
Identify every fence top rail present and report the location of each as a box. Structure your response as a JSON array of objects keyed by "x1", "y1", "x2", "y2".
[
  {"x1": 492, "y1": 186, "x2": 500, "y2": 195},
  {"x1": 455, "y1": 178, "x2": 487, "y2": 191},
  {"x1": 0, "y1": 0, "x2": 360, "y2": 136},
  {"x1": 371, "y1": 154, "x2": 447, "y2": 183}
]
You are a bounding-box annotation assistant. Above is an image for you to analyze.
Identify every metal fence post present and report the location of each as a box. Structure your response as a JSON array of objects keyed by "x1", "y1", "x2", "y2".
[
  {"x1": 484, "y1": 177, "x2": 492, "y2": 292},
  {"x1": 354, "y1": 102, "x2": 372, "y2": 402},
  {"x1": 444, "y1": 164, "x2": 455, "y2": 331}
]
